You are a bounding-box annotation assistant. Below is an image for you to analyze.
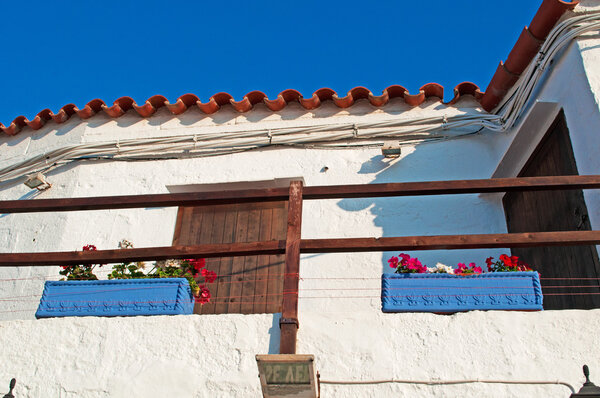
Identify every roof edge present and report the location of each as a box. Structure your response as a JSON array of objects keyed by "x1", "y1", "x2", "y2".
[{"x1": 480, "y1": 0, "x2": 579, "y2": 111}]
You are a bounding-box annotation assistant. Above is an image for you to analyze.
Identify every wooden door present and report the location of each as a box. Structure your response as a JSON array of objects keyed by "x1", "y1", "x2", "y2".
[
  {"x1": 503, "y1": 111, "x2": 600, "y2": 309},
  {"x1": 173, "y1": 201, "x2": 288, "y2": 314}
]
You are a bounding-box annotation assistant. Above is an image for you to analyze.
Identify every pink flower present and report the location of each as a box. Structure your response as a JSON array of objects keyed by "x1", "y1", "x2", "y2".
[
  {"x1": 456, "y1": 263, "x2": 466, "y2": 273},
  {"x1": 399, "y1": 253, "x2": 411, "y2": 265},
  {"x1": 388, "y1": 256, "x2": 399, "y2": 268},
  {"x1": 472, "y1": 266, "x2": 483, "y2": 274},
  {"x1": 201, "y1": 269, "x2": 217, "y2": 283}
]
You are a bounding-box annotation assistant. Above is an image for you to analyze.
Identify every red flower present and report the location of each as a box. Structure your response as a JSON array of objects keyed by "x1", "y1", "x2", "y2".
[
  {"x1": 196, "y1": 286, "x2": 211, "y2": 304},
  {"x1": 388, "y1": 256, "x2": 399, "y2": 268},
  {"x1": 499, "y1": 254, "x2": 512, "y2": 267},
  {"x1": 516, "y1": 260, "x2": 532, "y2": 271},
  {"x1": 190, "y1": 258, "x2": 206, "y2": 271},
  {"x1": 485, "y1": 257, "x2": 494, "y2": 266},
  {"x1": 201, "y1": 269, "x2": 217, "y2": 283},
  {"x1": 82, "y1": 244, "x2": 97, "y2": 251}
]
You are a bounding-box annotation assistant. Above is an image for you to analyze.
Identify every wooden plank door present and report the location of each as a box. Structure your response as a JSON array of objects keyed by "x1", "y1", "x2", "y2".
[
  {"x1": 173, "y1": 201, "x2": 288, "y2": 314},
  {"x1": 503, "y1": 111, "x2": 600, "y2": 309}
]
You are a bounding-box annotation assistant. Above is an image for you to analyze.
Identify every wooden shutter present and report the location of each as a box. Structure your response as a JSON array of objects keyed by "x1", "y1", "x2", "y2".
[
  {"x1": 503, "y1": 111, "x2": 600, "y2": 309},
  {"x1": 173, "y1": 201, "x2": 288, "y2": 314}
]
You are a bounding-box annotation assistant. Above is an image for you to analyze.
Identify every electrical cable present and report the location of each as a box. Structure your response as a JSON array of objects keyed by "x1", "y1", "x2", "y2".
[
  {"x1": 317, "y1": 378, "x2": 576, "y2": 394},
  {"x1": 2, "y1": 11, "x2": 599, "y2": 184}
]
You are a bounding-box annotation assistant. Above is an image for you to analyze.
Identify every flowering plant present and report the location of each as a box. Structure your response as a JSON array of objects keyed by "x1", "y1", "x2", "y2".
[
  {"x1": 59, "y1": 245, "x2": 103, "y2": 280},
  {"x1": 388, "y1": 253, "x2": 532, "y2": 275},
  {"x1": 427, "y1": 263, "x2": 455, "y2": 274},
  {"x1": 388, "y1": 253, "x2": 427, "y2": 273},
  {"x1": 59, "y1": 239, "x2": 217, "y2": 304},
  {"x1": 455, "y1": 263, "x2": 483, "y2": 275},
  {"x1": 485, "y1": 254, "x2": 532, "y2": 272}
]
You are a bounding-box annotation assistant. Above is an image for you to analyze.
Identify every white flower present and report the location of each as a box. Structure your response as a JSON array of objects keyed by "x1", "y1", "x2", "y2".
[
  {"x1": 118, "y1": 239, "x2": 134, "y2": 249},
  {"x1": 165, "y1": 259, "x2": 180, "y2": 268},
  {"x1": 430, "y1": 263, "x2": 454, "y2": 274}
]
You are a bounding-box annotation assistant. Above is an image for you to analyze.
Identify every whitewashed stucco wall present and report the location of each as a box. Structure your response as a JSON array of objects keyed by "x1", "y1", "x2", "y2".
[
  {"x1": 1, "y1": 10, "x2": 600, "y2": 397},
  {"x1": 0, "y1": 310, "x2": 598, "y2": 397},
  {"x1": 0, "y1": 97, "x2": 514, "y2": 319}
]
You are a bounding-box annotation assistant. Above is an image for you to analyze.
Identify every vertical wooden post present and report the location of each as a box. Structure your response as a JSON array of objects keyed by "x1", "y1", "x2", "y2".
[{"x1": 279, "y1": 180, "x2": 303, "y2": 354}]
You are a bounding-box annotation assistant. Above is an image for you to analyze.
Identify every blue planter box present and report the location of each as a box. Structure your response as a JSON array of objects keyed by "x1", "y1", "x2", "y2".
[
  {"x1": 382, "y1": 272, "x2": 543, "y2": 313},
  {"x1": 36, "y1": 278, "x2": 194, "y2": 318}
]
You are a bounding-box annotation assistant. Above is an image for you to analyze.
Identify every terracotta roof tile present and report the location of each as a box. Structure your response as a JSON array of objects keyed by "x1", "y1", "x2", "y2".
[{"x1": 481, "y1": 0, "x2": 579, "y2": 111}]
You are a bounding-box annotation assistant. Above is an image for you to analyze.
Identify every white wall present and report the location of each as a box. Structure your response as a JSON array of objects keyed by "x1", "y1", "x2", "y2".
[
  {"x1": 1, "y1": 9, "x2": 600, "y2": 398},
  {"x1": 0, "y1": 310, "x2": 597, "y2": 397},
  {"x1": 0, "y1": 97, "x2": 515, "y2": 319}
]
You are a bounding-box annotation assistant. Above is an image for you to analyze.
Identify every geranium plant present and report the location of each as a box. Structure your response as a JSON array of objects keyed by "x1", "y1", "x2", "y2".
[
  {"x1": 486, "y1": 254, "x2": 532, "y2": 272},
  {"x1": 455, "y1": 262, "x2": 483, "y2": 275},
  {"x1": 388, "y1": 252, "x2": 533, "y2": 275},
  {"x1": 59, "y1": 245, "x2": 103, "y2": 280},
  {"x1": 388, "y1": 253, "x2": 427, "y2": 273},
  {"x1": 60, "y1": 239, "x2": 217, "y2": 304}
]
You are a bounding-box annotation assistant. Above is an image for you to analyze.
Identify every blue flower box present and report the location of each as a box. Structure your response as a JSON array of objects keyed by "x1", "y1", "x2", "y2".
[
  {"x1": 381, "y1": 272, "x2": 543, "y2": 313},
  {"x1": 36, "y1": 278, "x2": 194, "y2": 318}
]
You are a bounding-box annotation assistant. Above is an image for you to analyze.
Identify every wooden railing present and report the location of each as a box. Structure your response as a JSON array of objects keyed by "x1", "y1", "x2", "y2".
[{"x1": 2, "y1": 175, "x2": 600, "y2": 354}]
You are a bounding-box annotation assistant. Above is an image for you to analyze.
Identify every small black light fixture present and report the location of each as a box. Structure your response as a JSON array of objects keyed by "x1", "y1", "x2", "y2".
[
  {"x1": 3, "y1": 378, "x2": 15, "y2": 398},
  {"x1": 571, "y1": 365, "x2": 600, "y2": 397}
]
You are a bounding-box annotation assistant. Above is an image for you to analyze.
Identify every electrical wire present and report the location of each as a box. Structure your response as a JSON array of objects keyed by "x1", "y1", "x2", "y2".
[
  {"x1": 317, "y1": 378, "x2": 576, "y2": 394},
  {"x1": 2, "y1": 11, "x2": 599, "y2": 184}
]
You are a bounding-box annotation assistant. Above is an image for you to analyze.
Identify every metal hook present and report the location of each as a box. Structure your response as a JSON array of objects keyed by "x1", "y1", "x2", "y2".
[{"x1": 3, "y1": 378, "x2": 15, "y2": 398}]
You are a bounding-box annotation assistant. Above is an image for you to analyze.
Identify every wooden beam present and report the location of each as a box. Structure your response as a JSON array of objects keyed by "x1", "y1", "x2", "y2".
[
  {"x1": 302, "y1": 175, "x2": 600, "y2": 199},
  {"x1": 0, "y1": 241, "x2": 286, "y2": 267},
  {"x1": 0, "y1": 188, "x2": 290, "y2": 213},
  {"x1": 2, "y1": 175, "x2": 600, "y2": 213},
  {"x1": 280, "y1": 181, "x2": 303, "y2": 355},
  {"x1": 3, "y1": 231, "x2": 600, "y2": 267},
  {"x1": 300, "y1": 231, "x2": 600, "y2": 253},
  {"x1": 3, "y1": 231, "x2": 600, "y2": 266}
]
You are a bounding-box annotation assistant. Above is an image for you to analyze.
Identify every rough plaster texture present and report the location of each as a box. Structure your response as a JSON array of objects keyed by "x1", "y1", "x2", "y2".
[
  {"x1": 0, "y1": 98, "x2": 512, "y2": 319},
  {"x1": 0, "y1": 310, "x2": 597, "y2": 397},
  {"x1": 1, "y1": 10, "x2": 600, "y2": 398}
]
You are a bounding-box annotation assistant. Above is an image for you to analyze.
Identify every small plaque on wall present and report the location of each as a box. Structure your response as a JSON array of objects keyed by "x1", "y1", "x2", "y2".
[{"x1": 256, "y1": 354, "x2": 317, "y2": 398}]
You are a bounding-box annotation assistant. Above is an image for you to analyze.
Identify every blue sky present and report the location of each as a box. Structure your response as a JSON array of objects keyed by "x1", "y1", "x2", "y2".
[{"x1": 0, "y1": 1, "x2": 541, "y2": 126}]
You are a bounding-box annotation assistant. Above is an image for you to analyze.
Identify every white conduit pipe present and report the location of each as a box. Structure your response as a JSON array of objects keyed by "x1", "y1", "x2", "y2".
[{"x1": 1, "y1": 11, "x2": 600, "y2": 184}]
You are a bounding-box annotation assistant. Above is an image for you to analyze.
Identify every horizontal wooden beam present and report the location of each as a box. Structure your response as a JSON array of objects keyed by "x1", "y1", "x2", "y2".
[
  {"x1": 2, "y1": 176, "x2": 600, "y2": 213},
  {"x1": 0, "y1": 188, "x2": 290, "y2": 214},
  {"x1": 3, "y1": 231, "x2": 600, "y2": 266},
  {"x1": 0, "y1": 241, "x2": 286, "y2": 266},
  {"x1": 300, "y1": 231, "x2": 600, "y2": 252},
  {"x1": 302, "y1": 175, "x2": 600, "y2": 199}
]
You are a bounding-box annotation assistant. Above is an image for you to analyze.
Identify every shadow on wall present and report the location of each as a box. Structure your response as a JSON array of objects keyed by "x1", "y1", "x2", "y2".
[
  {"x1": 268, "y1": 313, "x2": 281, "y2": 354},
  {"x1": 337, "y1": 137, "x2": 509, "y2": 275}
]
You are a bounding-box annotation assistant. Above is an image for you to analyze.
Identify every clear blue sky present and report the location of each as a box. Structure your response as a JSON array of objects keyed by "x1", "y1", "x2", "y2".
[{"x1": 0, "y1": 1, "x2": 541, "y2": 126}]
